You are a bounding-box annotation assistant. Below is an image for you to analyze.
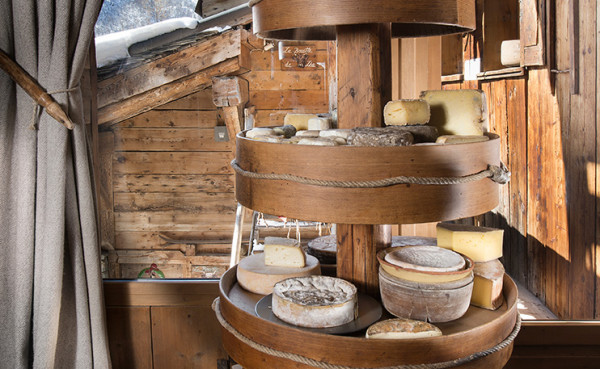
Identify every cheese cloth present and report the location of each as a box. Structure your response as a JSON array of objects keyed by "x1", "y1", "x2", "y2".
[{"x1": 0, "y1": 0, "x2": 111, "y2": 368}]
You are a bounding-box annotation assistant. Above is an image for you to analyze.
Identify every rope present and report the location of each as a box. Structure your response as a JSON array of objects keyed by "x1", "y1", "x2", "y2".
[
  {"x1": 231, "y1": 160, "x2": 511, "y2": 188},
  {"x1": 212, "y1": 297, "x2": 521, "y2": 369},
  {"x1": 29, "y1": 86, "x2": 79, "y2": 130}
]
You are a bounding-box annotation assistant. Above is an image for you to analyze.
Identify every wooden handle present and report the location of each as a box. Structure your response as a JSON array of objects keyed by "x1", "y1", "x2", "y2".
[{"x1": 0, "y1": 49, "x2": 74, "y2": 129}]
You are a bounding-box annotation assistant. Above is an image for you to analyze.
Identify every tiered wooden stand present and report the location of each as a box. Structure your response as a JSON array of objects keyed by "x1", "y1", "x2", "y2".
[{"x1": 217, "y1": 0, "x2": 518, "y2": 367}]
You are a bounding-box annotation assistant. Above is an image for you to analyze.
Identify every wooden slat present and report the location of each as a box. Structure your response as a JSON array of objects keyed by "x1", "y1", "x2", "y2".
[
  {"x1": 115, "y1": 211, "x2": 236, "y2": 232},
  {"x1": 441, "y1": 34, "x2": 463, "y2": 76},
  {"x1": 99, "y1": 131, "x2": 115, "y2": 251},
  {"x1": 113, "y1": 128, "x2": 232, "y2": 152},
  {"x1": 248, "y1": 89, "x2": 328, "y2": 110},
  {"x1": 482, "y1": 0, "x2": 519, "y2": 71},
  {"x1": 506, "y1": 77, "x2": 528, "y2": 284},
  {"x1": 200, "y1": 0, "x2": 247, "y2": 17},
  {"x1": 113, "y1": 250, "x2": 230, "y2": 266},
  {"x1": 104, "y1": 280, "x2": 220, "y2": 306},
  {"x1": 114, "y1": 231, "x2": 234, "y2": 251},
  {"x1": 114, "y1": 192, "x2": 236, "y2": 212},
  {"x1": 151, "y1": 306, "x2": 228, "y2": 368},
  {"x1": 112, "y1": 110, "x2": 218, "y2": 129},
  {"x1": 112, "y1": 152, "x2": 233, "y2": 175},
  {"x1": 98, "y1": 58, "x2": 244, "y2": 126},
  {"x1": 156, "y1": 89, "x2": 216, "y2": 111},
  {"x1": 106, "y1": 307, "x2": 152, "y2": 369},
  {"x1": 98, "y1": 30, "x2": 245, "y2": 108},
  {"x1": 113, "y1": 174, "x2": 234, "y2": 193},
  {"x1": 248, "y1": 47, "x2": 329, "y2": 71},
  {"x1": 246, "y1": 70, "x2": 325, "y2": 91}
]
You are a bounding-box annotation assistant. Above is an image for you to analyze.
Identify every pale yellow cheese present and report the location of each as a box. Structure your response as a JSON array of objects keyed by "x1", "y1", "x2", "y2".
[
  {"x1": 436, "y1": 223, "x2": 503, "y2": 262},
  {"x1": 383, "y1": 99, "x2": 430, "y2": 126},
  {"x1": 435, "y1": 135, "x2": 490, "y2": 144},
  {"x1": 366, "y1": 318, "x2": 442, "y2": 339},
  {"x1": 471, "y1": 259, "x2": 505, "y2": 310},
  {"x1": 264, "y1": 237, "x2": 305, "y2": 267},
  {"x1": 284, "y1": 113, "x2": 320, "y2": 130},
  {"x1": 420, "y1": 89, "x2": 488, "y2": 136},
  {"x1": 246, "y1": 127, "x2": 275, "y2": 138}
]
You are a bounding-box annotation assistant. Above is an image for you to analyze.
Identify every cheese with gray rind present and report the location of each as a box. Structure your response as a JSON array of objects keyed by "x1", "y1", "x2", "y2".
[
  {"x1": 366, "y1": 318, "x2": 442, "y2": 339},
  {"x1": 272, "y1": 276, "x2": 358, "y2": 328},
  {"x1": 236, "y1": 253, "x2": 321, "y2": 295},
  {"x1": 348, "y1": 127, "x2": 413, "y2": 147},
  {"x1": 388, "y1": 125, "x2": 439, "y2": 143},
  {"x1": 436, "y1": 135, "x2": 490, "y2": 144}
]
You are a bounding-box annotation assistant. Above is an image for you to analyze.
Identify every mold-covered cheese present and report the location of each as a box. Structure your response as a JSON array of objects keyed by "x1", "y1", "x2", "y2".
[{"x1": 272, "y1": 276, "x2": 358, "y2": 328}]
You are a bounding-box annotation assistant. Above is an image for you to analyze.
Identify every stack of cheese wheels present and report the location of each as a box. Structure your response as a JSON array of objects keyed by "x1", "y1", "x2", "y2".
[
  {"x1": 272, "y1": 275, "x2": 358, "y2": 328},
  {"x1": 437, "y1": 223, "x2": 506, "y2": 310},
  {"x1": 377, "y1": 245, "x2": 474, "y2": 322},
  {"x1": 236, "y1": 237, "x2": 321, "y2": 295}
]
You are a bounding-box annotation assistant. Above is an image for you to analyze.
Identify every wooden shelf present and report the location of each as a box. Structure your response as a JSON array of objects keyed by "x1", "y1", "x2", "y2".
[
  {"x1": 217, "y1": 266, "x2": 518, "y2": 369},
  {"x1": 235, "y1": 132, "x2": 501, "y2": 224}
]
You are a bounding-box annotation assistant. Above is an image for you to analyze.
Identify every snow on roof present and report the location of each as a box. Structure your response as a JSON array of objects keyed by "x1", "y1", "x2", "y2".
[{"x1": 95, "y1": 17, "x2": 200, "y2": 68}]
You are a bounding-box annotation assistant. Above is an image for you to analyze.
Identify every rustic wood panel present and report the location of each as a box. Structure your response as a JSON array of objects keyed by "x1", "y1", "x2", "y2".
[
  {"x1": 248, "y1": 89, "x2": 328, "y2": 110},
  {"x1": 199, "y1": 0, "x2": 247, "y2": 17},
  {"x1": 152, "y1": 306, "x2": 228, "y2": 369},
  {"x1": 482, "y1": 0, "x2": 519, "y2": 71},
  {"x1": 115, "y1": 211, "x2": 236, "y2": 232},
  {"x1": 113, "y1": 152, "x2": 233, "y2": 175},
  {"x1": 99, "y1": 131, "x2": 115, "y2": 251},
  {"x1": 104, "y1": 280, "x2": 220, "y2": 306},
  {"x1": 113, "y1": 110, "x2": 218, "y2": 129},
  {"x1": 114, "y1": 192, "x2": 236, "y2": 212},
  {"x1": 106, "y1": 307, "x2": 153, "y2": 369},
  {"x1": 246, "y1": 70, "x2": 325, "y2": 91},
  {"x1": 114, "y1": 231, "x2": 234, "y2": 251},
  {"x1": 248, "y1": 47, "x2": 329, "y2": 71},
  {"x1": 113, "y1": 174, "x2": 234, "y2": 193},
  {"x1": 441, "y1": 34, "x2": 463, "y2": 76},
  {"x1": 156, "y1": 89, "x2": 216, "y2": 111},
  {"x1": 113, "y1": 128, "x2": 232, "y2": 152},
  {"x1": 253, "y1": 108, "x2": 328, "y2": 127}
]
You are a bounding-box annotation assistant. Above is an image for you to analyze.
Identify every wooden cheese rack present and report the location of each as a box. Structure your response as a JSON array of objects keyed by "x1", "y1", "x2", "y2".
[{"x1": 216, "y1": 0, "x2": 518, "y2": 367}]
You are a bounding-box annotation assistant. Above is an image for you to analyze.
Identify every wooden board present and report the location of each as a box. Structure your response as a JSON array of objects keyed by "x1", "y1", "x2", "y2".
[
  {"x1": 248, "y1": 89, "x2": 328, "y2": 110},
  {"x1": 218, "y1": 267, "x2": 517, "y2": 368},
  {"x1": 113, "y1": 128, "x2": 232, "y2": 152},
  {"x1": 112, "y1": 110, "x2": 219, "y2": 129},
  {"x1": 113, "y1": 152, "x2": 233, "y2": 175},
  {"x1": 106, "y1": 307, "x2": 152, "y2": 369},
  {"x1": 113, "y1": 174, "x2": 234, "y2": 193}
]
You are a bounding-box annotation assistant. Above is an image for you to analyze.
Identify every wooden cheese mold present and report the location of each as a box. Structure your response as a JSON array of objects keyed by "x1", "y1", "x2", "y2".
[{"x1": 235, "y1": 132, "x2": 500, "y2": 224}]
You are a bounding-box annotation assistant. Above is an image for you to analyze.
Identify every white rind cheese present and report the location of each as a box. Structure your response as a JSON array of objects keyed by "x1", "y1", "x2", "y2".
[
  {"x1": 308, "y1": 117, "x2": 331, "y2": 130},
  {"x1": 420, "y1": 89, "x2": 488, "y2": 136},
  {"x1": 366, "y1": 318, "x2": 442, "y2": 339},
  {"x1": 246, "y1": 127, "x2": 276, "y2": 138},
  {"x1": 383, "y1": 99, "x2": 430, "y2": 126},
  {"x1": 284, "y1": 113, "x2": 320, "y2": 130},
  {"x1": 264, "y1": 237, "x2": 305, "y2": 268},
  {"x1": 436, "y1": 135, "x2": 490, "y2": 144},
  {"x1": 436, "y1": 223, "x2": 503, "y2": 262},
  {"x1": 297, "y1": 137, "x2": 338, "y2": 146},
  {"x1": 319, "y1": 129, "x2": 352, "y2": 140},
  {"x1": 471, "y1": 259, "x2": 505, "y2": 310},
  {"x1": 272, "y1": 276, "x2": 358, "y2": 328}
]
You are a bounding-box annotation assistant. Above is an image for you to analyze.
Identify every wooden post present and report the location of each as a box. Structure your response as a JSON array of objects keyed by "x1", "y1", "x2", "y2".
[{"x1": 335, "y1": 24, "x2": 392, "y2": 295}]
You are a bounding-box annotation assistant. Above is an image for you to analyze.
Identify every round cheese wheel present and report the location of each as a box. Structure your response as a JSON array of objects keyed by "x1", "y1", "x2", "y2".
[
  {"x1": 237, "y1": 253, "x2": 320, "y2": 295},
  {"x1": 384, "y1": 245, "x2": 465, "y2": 273},
  {"x1": 272, "y1": 275, "x2": 357, "y2": 328},
  {"x1": 307, "y1": 234, "x2": 336, "y2": 264}
]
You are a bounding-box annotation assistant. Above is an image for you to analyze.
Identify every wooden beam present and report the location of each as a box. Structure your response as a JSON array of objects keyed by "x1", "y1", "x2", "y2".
[
  {"x1": 212, "y1": 76, "x2": 249, "y2": 108},
  {"x1": 98, "y1": 58, "x2": 244, "y2": 126},
  {"x1": 335, "y1": 23, "x2": 392, "y2": 296}
]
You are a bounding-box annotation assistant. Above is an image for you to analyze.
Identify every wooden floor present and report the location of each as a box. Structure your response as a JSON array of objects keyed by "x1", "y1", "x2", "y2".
[{"x1": 515, "y1": 280, "x2": 557, "y2": 320}]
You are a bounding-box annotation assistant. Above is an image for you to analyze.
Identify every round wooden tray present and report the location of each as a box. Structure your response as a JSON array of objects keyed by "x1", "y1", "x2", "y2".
[
  {"x1": 217, "y1": 266, "x2": 518, "y2": 369},
  {"x1": 235, "y1": 133, "x2": 500, "y2": 224},
  {"x1": 251, "y1": 0, "x2": 476, "y2": 40}
]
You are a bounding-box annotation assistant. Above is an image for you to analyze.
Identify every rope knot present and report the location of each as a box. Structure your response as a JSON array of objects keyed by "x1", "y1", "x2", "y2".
[{"x1": 489, "y1": 163, "x2": 511, "y2": 184}]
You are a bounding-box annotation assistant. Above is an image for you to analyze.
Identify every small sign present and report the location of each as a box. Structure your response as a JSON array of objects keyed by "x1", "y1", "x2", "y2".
[{"x1": 279, "y1": 43, "x2": 318, "y2": 70}]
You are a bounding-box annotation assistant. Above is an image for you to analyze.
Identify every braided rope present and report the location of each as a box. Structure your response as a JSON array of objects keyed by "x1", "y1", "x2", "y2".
[
  {"x1": 212, "y1": 297, "x2": 521, "y2": 369},
  {"x1": 231, "y1": 160, "x2": 510, "y2": 188}
]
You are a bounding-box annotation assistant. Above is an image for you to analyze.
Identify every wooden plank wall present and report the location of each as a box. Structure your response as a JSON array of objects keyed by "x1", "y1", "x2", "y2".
[
  {"x1": 440, "y1": 0, "x2": 598, "y2": 319},
  {"x1": 101, "y1": 35, "x2": 332, "y2": 279}
]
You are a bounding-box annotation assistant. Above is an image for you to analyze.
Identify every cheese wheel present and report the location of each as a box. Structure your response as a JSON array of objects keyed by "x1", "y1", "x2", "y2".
[
  {"x1": 237, "y1": 254, "x2": 320, "y2": 295},
  {"x1": 246, "y1": 127, "x2": 275, "y2": 138},
  {"x1": 436, "y1": 135, "x2": 490, "y2": 144},
  {"x1": 307, "y1": 234, "x2": 336, "y2": 264},
  {"x1": 471, "y1": 259, "x2": 505, "y2": 310},
  {"x1": 366, "y1": 318, "x2": 442, "y2": 339},
  {"x1": 297, "y1": 137, "x2": 338, "y2": 146},
  {"x1": 295, "y1": 130, "x2": 321, "y2": 137},
  {"x1": 384, "y1": 246, "x2": 465, "y2": 273},
  {"x1": 272, "y1": 276, "x2": 358, "y2": 328},
  {"x1": 308, "y1": 117, "x2": 331, "y2": 130},
  {"x1": 319, "y1": 129, "x2": 352, "y2": 140}
]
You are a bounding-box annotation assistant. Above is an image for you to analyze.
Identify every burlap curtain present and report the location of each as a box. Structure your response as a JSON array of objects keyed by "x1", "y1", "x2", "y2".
[{"x1": 0, "y1": 0, "x2": 111, "y2": 367}]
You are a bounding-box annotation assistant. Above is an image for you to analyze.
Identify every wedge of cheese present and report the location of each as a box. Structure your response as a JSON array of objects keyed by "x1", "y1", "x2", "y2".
[
  {"x1": 436, "y1": 223, "x2": 503, "y2": 262},
  {"x1": 284, "y1": 113, "x2": 320, "y2": 130},
  {"x1": 383, "y1": 99, "x2": 430, "y2": 126},
  {"x1": 420, "y1": 89, "x2": 488, "y2": 136},
  {"x1": 471, "y1": 259, "x2": 505, "y2": 310},
  {"x1": 264, "y1": 237, "x2": 305, "y2": 267}
]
